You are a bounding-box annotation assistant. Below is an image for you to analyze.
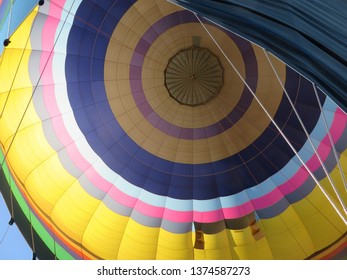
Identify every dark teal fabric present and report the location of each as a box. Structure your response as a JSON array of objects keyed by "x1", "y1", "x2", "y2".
[{"x1": 173, "y1": 0, "x2": 347, "y2": 112}]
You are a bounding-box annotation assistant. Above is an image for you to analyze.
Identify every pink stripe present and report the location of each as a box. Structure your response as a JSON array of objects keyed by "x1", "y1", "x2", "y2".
[
  {"x1": 38, "y1": 3, "x2": 347, "y2": 222},
  {"x1": 281, "y1": 167, "x2": 308, "y2": 195},
  {"x1": 65, "y1": 143, "x2": 92, "y2": 172},
  {"x1": 330, "y1": 108, "x2": 347, "y2": 142},
  {"x1": 51, "y1": 106, "x2": 347, "y2": 222},
  {"x1": 41, "y1": 1, "x2": 66, "y2": 118},
  {"x1": 252, "y1": 187, "x2": 285, "y2": 209},
  {"x1": 130, "y1": 200, "x2": 255, "y2": 223},
  {"x1": 222, "y1": 201, "x2": 255, "y2": 218},
  {"x1": 49, "y1": 0, "x2": 66, "y2": 19},
  {"x1": 107, "y1": 187, "x2": 137, "y2": 208},
  {"x1": 51, "y1": 116, "x2": 73, "y2": 145}
]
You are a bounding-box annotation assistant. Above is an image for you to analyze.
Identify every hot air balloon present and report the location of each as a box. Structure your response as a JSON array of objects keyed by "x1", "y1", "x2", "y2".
[{"x1": 0, "y1": 0, "x2": 346, "y2": 260}]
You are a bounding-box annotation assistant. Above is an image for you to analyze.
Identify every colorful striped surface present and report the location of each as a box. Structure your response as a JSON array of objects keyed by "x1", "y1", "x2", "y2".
[{"x1": 0, "y1": 0, "x2": 346, "y2": 259}]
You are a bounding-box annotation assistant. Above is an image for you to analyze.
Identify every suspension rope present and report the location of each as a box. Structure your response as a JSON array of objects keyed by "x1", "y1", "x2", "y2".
[
  {"x1": 312, "y1": 84, "x2": 347, "y2": 191},
  {"x1": 0, "y1": 224, "x2": 11, "y2": 245},
  {"x1": 193, "y1": 13, "x2": 347, "y2": 225},
  {"x1": 0, "y1": 209, "x2": 15, "y2": 246},
  {"x1": 6, "y1": 0, "x2": 14, "y2": 41},
  {"x1": 28, "y1": 211, "x2": 36, "y2": 259},
  {"x1": 9, "y1": 188, "x2": 15, "y2": 219},
  {"x1": 264, "y1": 50, "x2": 347, "y2": 215}
]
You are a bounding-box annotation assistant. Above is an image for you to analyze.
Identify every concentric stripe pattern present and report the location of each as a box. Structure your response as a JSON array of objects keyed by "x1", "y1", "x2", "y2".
[{"x1": 0, "y1": 0, "x2": 346, "y2": 260}]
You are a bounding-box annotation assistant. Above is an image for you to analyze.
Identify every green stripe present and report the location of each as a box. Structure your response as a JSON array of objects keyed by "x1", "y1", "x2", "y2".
[{"x1": 0, "y1": 149, "x2": 74, "y2": 259}]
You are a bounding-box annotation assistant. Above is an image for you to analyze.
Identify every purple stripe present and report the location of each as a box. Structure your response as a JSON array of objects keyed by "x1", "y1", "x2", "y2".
[{"x1": 130, "y1": 10, "x2": 257, "y2": 140}]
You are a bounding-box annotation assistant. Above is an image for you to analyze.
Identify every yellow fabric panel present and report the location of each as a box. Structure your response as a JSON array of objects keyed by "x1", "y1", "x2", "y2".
[
  {"x1": 0, "y1": 9, "x2": 38, "y2": 141},
  {"x1": 260, "y1": 217, "x2": 309, "y2": 259},
  {"x1": 24, "y1": 153, "x2": 76, "y2": 216},
  {"x1": 5, "y1": 122, "x2": 55, "y2": 183},
  {"x1": 292, "y1": 187, "x2": 346, "y2": 246},
  {"x1": 202, "y1": 231, "x2": 232, "y2": 259},
  {"x1": 339, "y1": 153, "x2": 347, "y2": 173},
  {"x1": 50, "y1": 182, "x2": 101, "y2": 247},
  {"x1": 117, "y1": 219, "x2": 160, "y2": 259},
  {"x1": 83, "y1": 210, "x2": 195, "y2": 260},
  {"x1": 320, "y1": 164, "x2": 347, "y2": 211},
  {"x1": 227, "y1": 220, "x2": 271, "y2": 259},
  {"x1": 0, "y1": 50, "x2": 33, "y2": 94},
  {"x1": 0, "y1": 9, "x2": 38, "y2": 93},
  {"x1": 230, "y1": 228, "x2": 254, "y2": 246},
  {"x1": 0, "y1": 88, "x2": 37, "y2": 147},
  {"x1": 156, "y1": 228, "x2": 194, "y2": 260},
  {"x1": 81, "y1": 203, "x2": 130, "y2": 259},
  {"x1": 228, "y1": 227, "x2": 273, "y2": 259},
  {"x1": 259, "y1": 182, "x2": 346, "y2": 259},
  {"x1": 266, "y1": 206, "x2": 314, "y2": 259},
  {"x1": 0, "y1": 7, "x2": 42, "y2": 154},
  {"x1": 193, "y1": 248, "x2": 207, "y2": 259},
  {"x1": 311, "y1": 185, "x2": 346, "y2": 234},
  {"x1": 232, "y1": 238, "x2": 273, "y2": 260},
  {"x1": 255, "y1": 238, "x2": 273, "y2": 259}
]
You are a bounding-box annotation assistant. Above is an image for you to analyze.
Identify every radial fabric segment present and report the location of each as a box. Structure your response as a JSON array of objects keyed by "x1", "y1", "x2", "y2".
[{"x1": 0, "y1": 0, "x2": 346, "y2": 260}]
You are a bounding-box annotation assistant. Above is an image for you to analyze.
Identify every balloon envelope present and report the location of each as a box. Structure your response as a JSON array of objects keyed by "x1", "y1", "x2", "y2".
[{"x1": 0, "y1": 0, "x2": 346, "y2": 259}]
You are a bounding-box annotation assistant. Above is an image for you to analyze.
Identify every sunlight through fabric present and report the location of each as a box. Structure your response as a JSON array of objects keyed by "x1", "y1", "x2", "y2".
[{"x1": 0, "y1": 0, "x2": 346, "y2": 260}]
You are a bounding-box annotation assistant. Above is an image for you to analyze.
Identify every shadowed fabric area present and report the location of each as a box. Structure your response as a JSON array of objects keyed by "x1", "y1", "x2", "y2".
[{"x1": 173, "y1": 0, "x2": 347, "y2": 112}]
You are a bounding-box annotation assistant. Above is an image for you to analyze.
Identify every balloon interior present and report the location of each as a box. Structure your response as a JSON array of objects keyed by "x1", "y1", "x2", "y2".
[{"x1": 0, "y1": 0, "x2": 346, "y2": 260}]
